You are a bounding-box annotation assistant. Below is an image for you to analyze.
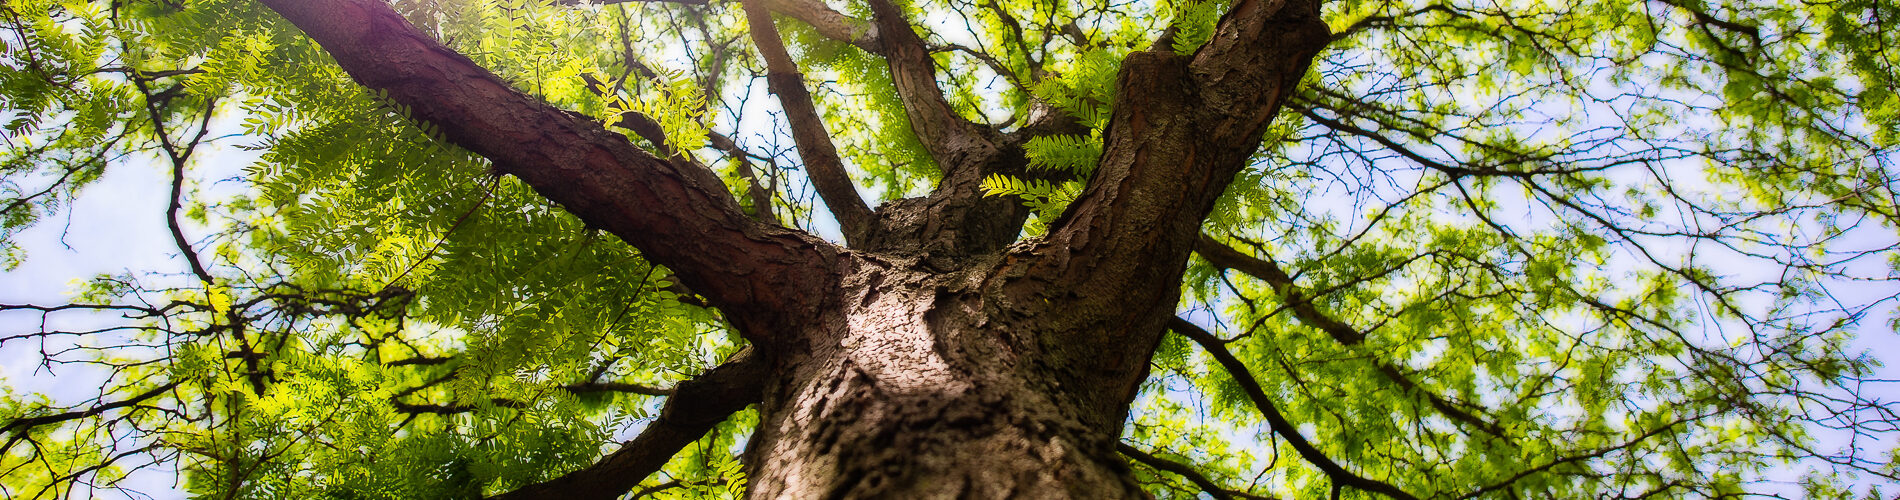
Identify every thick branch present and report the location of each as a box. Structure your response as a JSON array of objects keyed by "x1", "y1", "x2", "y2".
[
  {"x1": 760, "y1": 0, "x2": 878, "y2": 51},
  {"x1": 751, "y1": 0, "x2": 1051, "y2": 257},
  {"x1": 1168, "y1": 317, "x2": 1420, "y2": 500},
  {"x1": 579, "y1": 75, "x2": 773, "y2": 223},
  {"x1": 987, "y1": 0, "x2": 1328, "y2": 422},
  {"x1": 257, "y1": 0, "x2": 839, "y2": 337},
  {"x1": 742, "y1": 0, "x2": 874, "y2": 245},
  {"x1": 489, "y1": 348, "x2": 766, "y2": 500},
  {"x1": 861, "y1": 0, "x2": 992, "y2": 163},
  {"x1": 1027, "y1": 0, "x2": 1327, "y2": 314}
]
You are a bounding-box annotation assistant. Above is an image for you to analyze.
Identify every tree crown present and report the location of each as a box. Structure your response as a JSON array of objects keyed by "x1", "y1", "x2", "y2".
[{"x1": 1, "y1": 0, "x2": 1897, "y2": 497}]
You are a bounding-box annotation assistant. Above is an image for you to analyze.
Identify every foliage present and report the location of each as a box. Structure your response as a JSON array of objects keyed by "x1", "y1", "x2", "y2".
[{"x1": 2, "y1": 0, "x2": 1897, "y2": 498}]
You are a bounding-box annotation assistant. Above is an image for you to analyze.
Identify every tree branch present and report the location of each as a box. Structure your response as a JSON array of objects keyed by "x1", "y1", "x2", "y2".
[
  {"x1": 488, "y1": 348, "x2": 766, "y2": 500},
  {"x1": 577, "y1": 74, "x2": 774, "y2": 224},
  {"x1": 391, "y1": 400, "x2": 524, "y2": 415},
  {"x1": 561, "y1": 381, "x2": 673, "y2": 396},
  {"x1": 1193, "y1": 234, "x2": 1356, "y2": 339},
  {"x1": 1118, "y1": 443, "x2": 1281, "y2": 500},
  {"x1": 742, "y1": 0, "x2": 874, "y2": 245},
  {"x1": 554, "y1": 0, "x2": 708, "y2": 5},
  {"x1": 750, "y1": 0, "x2": 1059, "y2": 257},
  {"x1": 1, "y1": 381, "x2": 181, "y2": 452},
  {"x1": 256, "y1": 0, "x2": 840, "y2": 339},
  {"x1": 861, "y1": 0, "x2": 993, "y2": 163},
  {"x1": 1193, "y1": 234, "x2": 1512, "y2": 440},
  {"x1": 1453, "y1": 416, "x2": 1694, "y2": 500},
  {"x1": 1168, "y1": 317, "x2": 1420, "y2": 500},
  {"x1": 132, "y1": 75, "x2": 217, "y2": 285},
  {"x1": 384, "y1": 356, "x2": 452, "y2": 367},
  {"x1": 1023, "y1": 0, "x2": 1328, "y2": 329},
  {"x1": 760, "y1": 0, "x2": 878, "y2": 51}
]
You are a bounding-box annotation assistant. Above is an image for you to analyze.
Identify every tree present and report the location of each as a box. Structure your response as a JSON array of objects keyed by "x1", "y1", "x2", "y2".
[{"x1": 2, "y1": 0, "x2": 1897, "y2": 497}]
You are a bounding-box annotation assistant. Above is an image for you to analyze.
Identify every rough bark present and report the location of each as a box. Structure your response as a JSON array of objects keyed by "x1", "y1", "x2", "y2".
[
  {"x1": 1006, "y1": 0, "x2": 1331, "y2": 427},
  {"x1": 744, "y1": 257, "x2": 1146, "y2": 499},
  {"x1": 849, "y1": 0, "x2": 1039, "y2": 260}
]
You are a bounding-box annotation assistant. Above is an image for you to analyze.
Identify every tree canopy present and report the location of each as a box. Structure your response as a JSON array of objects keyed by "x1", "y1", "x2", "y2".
[{"x1": 2, "y1": 0, "x2": 1898, "y2": 498}]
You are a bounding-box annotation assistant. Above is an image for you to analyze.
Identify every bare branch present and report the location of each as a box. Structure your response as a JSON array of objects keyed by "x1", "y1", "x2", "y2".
[
  {"x1": 1453, "y1": 416, "x2": 1696, "y2": 500},
  {"x1": 1, "y1": 381, "x2": 181, "y2": 450},
  {"x1": 1193, "y1": 234, "x2": 1512, "y2": 440},
  {"x1": 130, "y1": 74, "x2": 217, "y2": 285},
  {"x1": 1168, "y1": 317, "x2": 1420, "y2": 500},
  {"x1": 705, "y1": 131, "x2": 779, "y2": 223}
]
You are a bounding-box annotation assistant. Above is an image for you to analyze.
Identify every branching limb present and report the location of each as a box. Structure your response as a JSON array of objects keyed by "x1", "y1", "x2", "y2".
[
  {"x1": 742, "y1": 0, "x2": 874, "y2": 245},
  {"x1": 704, "y1": 131, "x2": 779, "y2": 223},
  {"x1": 759, "y1": 0, "x2": 878, "y2": 51},
  {"x1": 487, "y1": 347, "x2": 766, "y2": 500},
  {"x1": 1291, "y1": 101, "x2": 1608, "y2": 179},
  {"x1": 1168, "y1": 317, "x2": 1420, "y2": 500},
  {"x1": 129, "y1": 72, "x2": 217, "y2": 285},
  {"x1": 754, "y1": 0, "x2": 1068, "y2": 256},
  {"x1": 1, "y1": 381, "x2": 182, "y2": 455},
  {"x1": 1193, "y1": 234, "x2": 1512, "y2": 440},
  {"x1": 257, "y1": 0, "x2": 840, "y2": 339},
  {"x1": 1118, "y1": 443, "x2": 1280, "y2": 500},
  {"x1": 1024, "y1": 0, "x2": 1327, "y2": 320},
  {"x1": 861, "y1": 0, "x2": 993, "y2": 163}
]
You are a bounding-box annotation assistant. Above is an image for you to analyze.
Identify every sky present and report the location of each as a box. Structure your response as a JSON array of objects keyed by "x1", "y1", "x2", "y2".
[{"x1": 2, "y1": 154, "x2": 191, "y2": 498}]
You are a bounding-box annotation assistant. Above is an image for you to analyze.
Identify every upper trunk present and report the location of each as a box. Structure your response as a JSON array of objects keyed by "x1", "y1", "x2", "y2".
[{"x1": 744, "y1": 253, "x2": 1159, "y2": 499}]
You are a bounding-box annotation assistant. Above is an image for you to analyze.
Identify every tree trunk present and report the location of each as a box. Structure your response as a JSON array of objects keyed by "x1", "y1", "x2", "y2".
[
  {"x1": 744, "y1": 256, "x2": 1156, "y2": 499},
  {"x1": 255, "y1": 1, "x2": 1328, "y2": 497}
]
